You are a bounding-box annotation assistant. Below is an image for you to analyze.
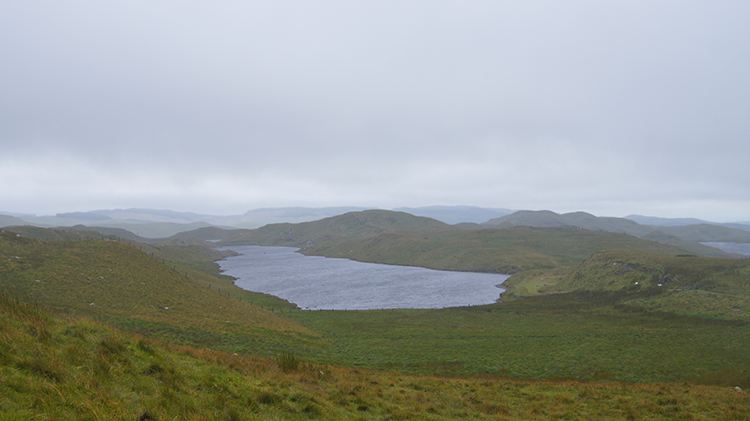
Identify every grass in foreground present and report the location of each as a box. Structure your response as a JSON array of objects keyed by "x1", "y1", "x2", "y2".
[
  {"x1": 2, "y1": 292, "x2": 749, "y2": 420},
  {"x1": 284, "y1": 291, "x2": 750, "y2": 385}
]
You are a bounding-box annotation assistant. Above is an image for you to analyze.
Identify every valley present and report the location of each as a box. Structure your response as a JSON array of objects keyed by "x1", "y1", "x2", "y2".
[{"x1": 2, "y1": 208, "x2": 750, "y2": 419}]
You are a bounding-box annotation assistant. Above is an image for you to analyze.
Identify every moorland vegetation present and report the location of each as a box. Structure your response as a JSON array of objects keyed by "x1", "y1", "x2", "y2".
[{"x1": 2, "y1": 209, "x2": 750, "y2": 419}]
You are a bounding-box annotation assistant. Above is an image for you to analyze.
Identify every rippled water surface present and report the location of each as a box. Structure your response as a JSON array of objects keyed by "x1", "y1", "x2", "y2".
[{"x1": 218, "y1": 246, "x2": 509, "y2": 310}]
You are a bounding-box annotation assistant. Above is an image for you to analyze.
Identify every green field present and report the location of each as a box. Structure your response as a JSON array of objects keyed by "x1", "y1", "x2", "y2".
[{"x1": 282, "y1": 292, "x2": 750, "y2": 384}]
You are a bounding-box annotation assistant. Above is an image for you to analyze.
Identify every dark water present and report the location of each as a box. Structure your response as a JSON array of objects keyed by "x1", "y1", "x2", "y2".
[
  {"x1": 702, "y1": 242, "x2": 750, "y2": 256},
  {"x1": 218, "y1": 246, "x2": 509, "y2": 310}
]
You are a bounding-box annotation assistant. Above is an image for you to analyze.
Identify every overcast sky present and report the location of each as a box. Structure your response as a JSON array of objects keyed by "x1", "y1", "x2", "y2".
[{"x1": 1, "y1": 1, "x2": 748, "y2": 221}]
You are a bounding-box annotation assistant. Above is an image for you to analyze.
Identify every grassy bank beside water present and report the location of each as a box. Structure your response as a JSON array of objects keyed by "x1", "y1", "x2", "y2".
[{"x1": 3, "y1": 292, "x2": 749, "y2": 420}]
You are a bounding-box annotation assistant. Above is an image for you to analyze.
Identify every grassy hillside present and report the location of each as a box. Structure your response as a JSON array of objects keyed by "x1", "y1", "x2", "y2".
[
  {"x1": 3, "y1": 225, "x2": 302, "y2": 311},
  {"x1": 4, "y1": 223, "x2": 750, "y2": 418},
  {"x1": 301, "y1": 226, "x2": 694, "y2": 274},
  {"x1": 0, "y1": 229, "x2": 319, "y2": 356},
  {"x1": 0, "y1": 225, "x2": 138, "y2": 242},
  {"x1": 3, "y1": 293, "x2": 749, "y2": 420},
  {"x1": 546, "y1": 249, "x2": 750, "y2": 320},
  {"x1": 483, "y1": 210, "x2": 750, "y2": 253},
  {"x1": 483, "y1": 210, "x2": 653, "y2": 237},
  {"x1": 165, "y1": 225, "x2": 244, "y2": 241},
  {"x1": 555, "y1": 250, "x2": 750, "y2": 294},
  {"x1": 220, "y1": 209, "x2": 454, "y2": 247}
]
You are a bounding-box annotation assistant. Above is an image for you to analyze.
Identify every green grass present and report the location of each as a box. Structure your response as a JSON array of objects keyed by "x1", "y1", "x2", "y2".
[
  {"x1": 0, "y1": 229, "x2": 319, "y2": 357},
  {"x1": 3, "y1": 292, "x2": 750, "y2": 420},
  {"x1": 5, "y1": 225, "x2": 750, "y2": 418},
  {"x1": 282, "y1": 292, "x2": 750, "y2": 384},
  {"x1": 301, "y1": 226, "x2": 694, "y2": 274}
]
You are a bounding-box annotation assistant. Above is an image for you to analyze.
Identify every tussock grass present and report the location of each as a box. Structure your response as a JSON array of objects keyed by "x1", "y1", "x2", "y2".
[{"x1": 3, "y1": 293, "x2": 749, "y2": 420}]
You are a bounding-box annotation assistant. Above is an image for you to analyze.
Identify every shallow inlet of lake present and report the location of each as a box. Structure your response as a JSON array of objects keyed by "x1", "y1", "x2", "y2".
[{"x1": 218, "y1": 245, "x2": 510, "y2": 310}]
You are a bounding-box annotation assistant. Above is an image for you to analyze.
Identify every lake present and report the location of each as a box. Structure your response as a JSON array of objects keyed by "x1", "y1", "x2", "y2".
[
  {"x1": 701, "y1": 242, "x2": 750, "y2": 257},
  {"x1": 217, "y1": 246, "x2": 510, "y2": 310}
]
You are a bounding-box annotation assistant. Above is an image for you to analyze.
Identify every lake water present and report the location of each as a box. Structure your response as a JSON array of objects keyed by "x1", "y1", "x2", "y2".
[
  {"x1": 217, "y1": 246, "x2": 509, "y2": 310},
  {"x1": 701, "y1": 242, "x2": 750, "y2": 257}
]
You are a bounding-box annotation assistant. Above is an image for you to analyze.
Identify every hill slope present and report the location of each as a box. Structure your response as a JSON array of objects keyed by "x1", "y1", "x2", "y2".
[
  {"x1": 0, "y1": 214, "x2": 26, "y2": 227},
  {"x1": 5, "y1": 293, "x2": 749, "y2": 420},
  {"x1": 5, "y1": 224, "x2": 152, "y2": 243},
  {"x1": 0, "y1": 229, "x2": 318, "y2": 355},
  {"x1": 544, "y1": 249, "x2": 750, "y2": 321},
  {"x1": 484, "y1": 210, "x2": 656, "y2": 237},
  {"x1": 301, "y1": 226, "x2": 694, "y2": 274},
  {"x1": 219, "y1": 209, "x2": 454, "y2": 247},
  {"x1": 484, "y1": 210, "x2": 748, "y2": 256}
]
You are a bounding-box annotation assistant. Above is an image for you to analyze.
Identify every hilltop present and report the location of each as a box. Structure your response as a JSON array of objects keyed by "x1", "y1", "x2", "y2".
[
  {"x1": 393, "y1": 205, "x2": 513, "y2": 224},
  {"x1": 484, "y1": 210, "x2": 749, "y2": 258},
  {"x1": 219, "y1": 209, "x2": 454, "y2": 248}
]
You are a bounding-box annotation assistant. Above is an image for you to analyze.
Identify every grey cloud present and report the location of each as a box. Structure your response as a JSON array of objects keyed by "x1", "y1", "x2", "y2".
[{"x1": 1, "y1": 1, "x2": 748, "y2": 220}]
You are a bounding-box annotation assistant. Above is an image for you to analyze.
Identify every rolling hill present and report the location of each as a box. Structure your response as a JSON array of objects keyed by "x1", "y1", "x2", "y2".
[
  {"x1": 5, "y1": 212, "x2": 750, "y2": 413},
  {"x1": 0, "y1": 214, "x2": 26, "y2": 227},
  {"x1": 540, "y1": 248, "x2": 750, "y2": 321},
  {"x1": 484, "y1": 210, "x2": 656, "y2": 237},
  {"x1": 483, "y1": 210, "x2": 749, "y2": 255},
  {"x1": 0, "y1": 228, "x2": 319, "y2": 355},
  {"x1": 219, "y1": 209, "x2": 455, "y2": 247},
  {"x1": 300, "y1": 225, "x2": 698, "y2": 274},
  {"x1": 627, "y1": 214, "x2": 750, "y2": 231}
]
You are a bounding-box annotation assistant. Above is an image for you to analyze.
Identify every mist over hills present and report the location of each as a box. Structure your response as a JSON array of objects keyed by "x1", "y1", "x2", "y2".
[
  {"x1": 626, "y1": 214, "x2": 750, "y2": 231},
  {"x1": 0, "y1": 214, "x2": 25, "y2": 227},
  {"x1": 1, "y1": 207, "x2": 371, "y2": 235}
]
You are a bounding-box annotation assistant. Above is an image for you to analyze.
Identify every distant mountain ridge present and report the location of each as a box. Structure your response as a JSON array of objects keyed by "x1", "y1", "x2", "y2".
[
  {"x1": 483, "y1": 210, "x2": 750, "y2": 257},
  {"x1": 484, "y1": 210, "x2": 653, "y2": 236},
  {"x1": 0, "y1": 214, "x2": 26, "y2": 227},
  {"x1": 626, "y1": 214, "x2": 750, "y2": 232},
  {"x1": 3, "y1": 206, "x2": 749, "y2": 242}
]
